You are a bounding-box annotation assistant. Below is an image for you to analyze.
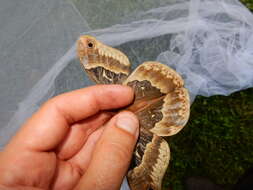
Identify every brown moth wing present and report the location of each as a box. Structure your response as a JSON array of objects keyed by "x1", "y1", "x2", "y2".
[
  {"x1": 150, "y1": 87, "x2": 190, "y2": 136},
  {"x1": 77, "y1": 35, "x2": 190, "y2": 190},
  {"x1": 128, "y1": 128, "x2": 170, "y2": 190},
  {"x1": 77, "y1": 35, "x2": 131, "y2": 84},
  {"x1": 125, "y1": 62, "x2": 190, "y2": 190},
  {"x1": 124, "y1": 61, "x2": 184, "y2": 94},
  {"x1": 124, "y1": 61, "x2": 190, "y2": 136}
]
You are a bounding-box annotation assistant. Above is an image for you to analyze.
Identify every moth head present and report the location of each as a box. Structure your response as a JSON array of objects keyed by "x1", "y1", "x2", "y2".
[{"x1": 77, "y1": 35, "x2": 98, "y2": 67}]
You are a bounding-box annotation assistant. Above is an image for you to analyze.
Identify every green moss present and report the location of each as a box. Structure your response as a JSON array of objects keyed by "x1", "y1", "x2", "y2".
[
  {"x1": 241, "y1": 0, "x2": 253, "y2": 11},
  {"x1": 162, "y1": 88, "x2": 253, "y2": 190}
]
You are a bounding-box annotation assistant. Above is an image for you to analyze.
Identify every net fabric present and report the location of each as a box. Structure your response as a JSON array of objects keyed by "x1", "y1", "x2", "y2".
[{"x1": 0, "y1": 1, "x2": 253, "y2": 188}]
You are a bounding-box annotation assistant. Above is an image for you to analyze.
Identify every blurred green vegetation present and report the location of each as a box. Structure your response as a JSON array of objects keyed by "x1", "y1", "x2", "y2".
[
  {"x1": 163, "y1": 88, "x2": 253, "y2": 190},
  {"x1": 241, "y1": 0, "x2": 253, "y2": 11},
  {"x1": 162, "y1": 2, "x2": 253, "y2": 189}
]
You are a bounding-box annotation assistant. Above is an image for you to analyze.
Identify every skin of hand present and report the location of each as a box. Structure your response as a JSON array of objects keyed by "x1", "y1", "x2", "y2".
[{"x1": 0, "y1": 85, "x2": 139, "y2": 190}]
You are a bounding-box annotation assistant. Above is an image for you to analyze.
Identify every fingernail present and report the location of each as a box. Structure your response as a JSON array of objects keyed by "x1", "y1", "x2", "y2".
[{"x1": 116, "y1": 112, "x2": 139, "y2": 136}]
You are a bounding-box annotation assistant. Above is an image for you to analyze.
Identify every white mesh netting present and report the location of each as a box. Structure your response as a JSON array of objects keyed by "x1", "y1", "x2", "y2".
[{"x1": 0, "y1": 1, "x2": 253, "y2": 188}]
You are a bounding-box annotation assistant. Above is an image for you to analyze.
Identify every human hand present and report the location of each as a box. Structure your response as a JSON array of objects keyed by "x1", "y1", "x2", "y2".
[{"x1": 0, "y1": 85, "x2": 139, "y2": 190}]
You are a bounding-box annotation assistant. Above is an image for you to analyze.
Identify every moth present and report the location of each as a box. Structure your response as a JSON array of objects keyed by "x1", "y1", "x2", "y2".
[{"x1": 77, "y1": 35, "x2": 190, "y2": 190}]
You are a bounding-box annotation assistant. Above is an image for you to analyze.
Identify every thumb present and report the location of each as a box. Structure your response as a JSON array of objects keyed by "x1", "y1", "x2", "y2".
[{"x1": 75, "y1": 111, "x2": 139, "y2": 190}]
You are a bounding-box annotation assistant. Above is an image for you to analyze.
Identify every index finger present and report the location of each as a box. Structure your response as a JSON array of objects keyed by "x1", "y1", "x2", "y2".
[{"x1": 6, "y1": 85, "x2": 134, "y2": 151}]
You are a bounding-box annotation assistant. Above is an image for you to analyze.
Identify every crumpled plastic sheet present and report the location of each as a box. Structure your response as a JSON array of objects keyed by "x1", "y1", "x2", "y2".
[{"x1": 0, "y1": 0, "x2": 253, "y2": 189}]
